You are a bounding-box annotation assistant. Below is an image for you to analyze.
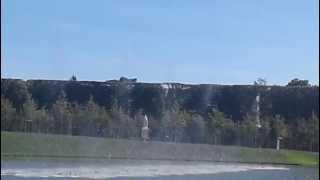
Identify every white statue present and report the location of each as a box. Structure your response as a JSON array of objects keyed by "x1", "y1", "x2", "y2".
[
  {"x1": 141, "y1": 115, "x2": 149, "y2": 141},
  {"x1": 276, "y1": 137, "x2": 282, "y2": 150},
  {"x1": 143, "y1": 115, "x2": 149, "y2": 128},
  {"x1": 256, "y1": 94, "x2": 262, "y2": 128}
]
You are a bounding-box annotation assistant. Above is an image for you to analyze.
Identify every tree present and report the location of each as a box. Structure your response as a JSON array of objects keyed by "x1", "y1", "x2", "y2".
[
  {"x1": 50, "y1": 95, "x2": 72, "y2": 134},
  {"x1": 70, "y1": 75, "x2": 77, "y2": 81},
  {"x1": 286, "y1": 78, "x2": 310, "y2": 87},
  {"x1": 269, "y1": 115, "x2": 288, "y2": 149},
  {"x1": 27, "y1": 80, "x2": 63, "y2": 109},
  {"x1": 21, "y1": 95, "x2": 38, "y2": 132},
  {"x1": 19, "y1": 94, "x2": 52, "y2": 133},
  {"x1": 254, "y1": 78, "x2": 267, "y2": 86},
  {"x1": 239, "y1": 113, "x2": 262, "y2": 147},
  {"x1": 1, "y1": 80, "x2": 29, "y2": 112},
  {"x1": 82, "y1": 96, "x2": 102, "y2": 136},
  {"x1": 159, "y1": 103, "x2": 186, "y2": 142},
  {"x1": 119, "y1": 77, "x2": 137, "y2": 83},
  {"x1": 186, "y1": 113, "x2": 206, "y2": 143},
  {"x1": 294, "y1": 115, "x2": 319, "y2": 151},
  {"x1": 33, "y1": 107, "x2": 51, "y2": 133},
  {"x1": 113, "y1": 82, "x2": 131, "y2": 111},
  {"x1": 207, "y1": 108, "x2": 235, "y2": 145},
  {"x1": 171, "y1": 106, "x2": 187, "y2": 142},
  {"x1": 312, "y1": 115, "x2": 319, "y2": 151},
  {"x1": 1, "y1": 96, "x2": 17, "y2": 131},
  {"x1": 108, "y1": 100, "x2": 137, "y2": 138},
  {"x1": 131, "y1": 85, "x2": 165, "y2": 119},
  {"x1": 69, "y1": 95, "x2": 111, "y2": 137}
]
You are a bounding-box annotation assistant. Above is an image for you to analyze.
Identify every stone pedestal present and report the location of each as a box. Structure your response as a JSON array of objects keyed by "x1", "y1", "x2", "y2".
[{"x1": 141, "y1": 127, "x2": 149, "y2": 141}]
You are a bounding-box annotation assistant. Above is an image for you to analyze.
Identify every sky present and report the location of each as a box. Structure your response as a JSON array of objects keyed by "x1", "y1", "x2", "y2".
[{"x1": 1, "y1": 0, "x2": 319, "y2": 85}]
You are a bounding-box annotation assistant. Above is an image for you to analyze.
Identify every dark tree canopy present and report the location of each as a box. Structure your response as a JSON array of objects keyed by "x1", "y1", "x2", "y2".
[
  {"x1": 70, "y1": 75, "x2": 77, "y2": 81},
  {"x1": 254, "y1": 78, "x2": 267, "y2": 86},
  {"x1": 286, "y1": 78, "x2": 310, "y2": 87}
]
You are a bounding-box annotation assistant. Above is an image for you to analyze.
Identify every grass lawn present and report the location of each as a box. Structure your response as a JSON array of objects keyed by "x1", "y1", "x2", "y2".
[{"x1": 1, "y1": 131, "x2": 318, "y2": 166}]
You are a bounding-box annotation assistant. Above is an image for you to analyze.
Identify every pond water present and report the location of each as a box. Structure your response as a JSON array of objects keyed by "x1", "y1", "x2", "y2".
[{"x1": 1, "y1": 159, "x2": 318, "y2": 180}]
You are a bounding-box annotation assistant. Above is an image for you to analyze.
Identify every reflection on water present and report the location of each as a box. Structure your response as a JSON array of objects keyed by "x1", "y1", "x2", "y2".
[{"x1": 1, "y1": 159, "x2": 317, "y2": 180}]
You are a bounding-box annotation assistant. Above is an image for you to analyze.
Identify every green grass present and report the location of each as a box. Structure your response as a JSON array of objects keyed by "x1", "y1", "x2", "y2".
[
  {"x1": 280, "y1": 150, "x2": 319, "y2": 166},
  {"x1": 1, "y1": 131, "x2": 318, "y2": 166}
]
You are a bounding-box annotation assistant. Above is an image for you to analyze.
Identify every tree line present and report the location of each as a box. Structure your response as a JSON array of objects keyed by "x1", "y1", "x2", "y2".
[
  {"x1": 1, "y1": 78, "x2": 319, "y2": 151},
  {"x1": 1, "y1": 91, "x2": 319, "y2": 151}
]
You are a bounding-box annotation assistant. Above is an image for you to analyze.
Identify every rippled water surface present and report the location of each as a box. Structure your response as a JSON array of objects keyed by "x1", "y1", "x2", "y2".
[{"x1": 1, "y1": 159, "x2": 318, "y2": 180}]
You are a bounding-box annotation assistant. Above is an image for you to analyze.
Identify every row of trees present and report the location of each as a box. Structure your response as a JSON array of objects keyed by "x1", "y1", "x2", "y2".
[
  {"x1": 2, "y1": 78, "x2": 318, "y2": 123},
  {"x1": 1, "y1": 78, "x2": 319, "y2": 151},
  {"x1": 1, "y1": 94, "x2": 141, "y2": 138},
  {"x1": 2, "y1": 91, "x2": 319, "y2": 151}
]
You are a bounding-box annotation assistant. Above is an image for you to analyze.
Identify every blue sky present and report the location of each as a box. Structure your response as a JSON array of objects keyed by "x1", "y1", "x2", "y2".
[{"x1": 1, "y1": 0, "x2": 319, "y2": 85}]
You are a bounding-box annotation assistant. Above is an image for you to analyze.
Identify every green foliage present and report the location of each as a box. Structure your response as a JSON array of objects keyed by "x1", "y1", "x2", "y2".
[
  {"x1": 158, "y1": 103, "x2": 187, "y2": 142},
  {"x1": 1, "y1": 79, "x2": 29, "y2": 112},
  {"x1": 269, "y1": 115, "x2": 287, "y2": 140},
  {"x1": 239, "y1": 113, "x2": 259, "y2": 147},
  {"x1": 254, "y1": 78, "x2": 267, "y2": 86},
  {"x1": 313, "y1": 115, "x2": 319, "y2": 151},
  {"x1": 206, "y1": 108, "x2": 236, "y2": 145},
  {"x1": 287, "y1": 78, "x2": 310, "y2": 87},
  {"x1": 1, "y1": 78, "x2": 319, "y2": 151},
  {"x1": 291, "y1": 116, "x2": 319, "y2": 151},
  {"x1": 256, "y1": 119, "x2": 271, "y2": 147},
  {"x1": 20, "y1": 94, "x2": 52, "y2": 133},
  {"x1": 185, "y1": 113, "x2": 206, "y2": 143},
  {"x1": 27, "y1": 80, "x2": 64, "y2": 108},
  {"x1": 49, "y1": 95, "x2": 72, "y2": 134},
  {"x1": 131, "y1": 84, "x2": 165, "y2": 118},
  {"x1": 262, "y1": 86, "x2": 318, "y2": 121},
  {"x1": 109, "y1": 102, "x2": 138, "y2": 138},
  {"x1": 70, "y1": 75, "x2": 77, "y2": 81},
  {"x1": 160, "y1": 103, "x2": 186, "y2": 128},
  {"x1": 1, "y1": 97, "x2": 17, "y2": 131},
  {"x1": 217, "y1": 85, "x2": 258, "y2": 122}
]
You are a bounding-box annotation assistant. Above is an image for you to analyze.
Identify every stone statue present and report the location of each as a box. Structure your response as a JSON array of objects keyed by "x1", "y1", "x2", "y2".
[
  {"x1": 141, "y1": 115, "x2": 149, "y2": 141},
  {"x1": 255, "y1": 93, "x2": 262, "y2": 128}
]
